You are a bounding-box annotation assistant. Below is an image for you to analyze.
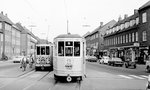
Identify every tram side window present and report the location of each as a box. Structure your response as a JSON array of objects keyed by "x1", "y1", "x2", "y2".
[
  {"x1": 58, "y1": 41, "x2": 64, "y2": 56},
  {"x1": 46, "y1": 46, "x2": 50, "y2": 55},
  {"x1": 37, "y1": 46, "x2": 40, "y2": 55},
  {"x1": 41, "y1": 46, "x2": 45, "y2": 55},
  {"x1": 74, "y1": 42, "x2": 80, "y2": 56}
]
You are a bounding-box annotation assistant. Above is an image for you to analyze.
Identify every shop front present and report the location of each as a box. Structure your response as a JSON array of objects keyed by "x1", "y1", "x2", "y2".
[{"x1": 109, "y1": 45, "x2": 139, "y2": 63}]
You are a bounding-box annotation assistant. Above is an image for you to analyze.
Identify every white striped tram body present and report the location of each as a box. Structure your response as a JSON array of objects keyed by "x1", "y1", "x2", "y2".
[
  {"x1": 35, "y1": 44, "x2": 53, "y2": 71},
  {"x1": 53, "y1": 34, "x2": 86, "y2": 81}
]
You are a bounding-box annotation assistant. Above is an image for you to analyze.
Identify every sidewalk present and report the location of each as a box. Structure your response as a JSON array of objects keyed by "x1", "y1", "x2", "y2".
[{"x1": 0, "y1": 59, "x2": 13, "y2": 64}]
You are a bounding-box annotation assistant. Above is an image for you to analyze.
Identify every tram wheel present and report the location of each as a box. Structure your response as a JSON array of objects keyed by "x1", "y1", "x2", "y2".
[{"x1": 66, "y1": 76, "x2": 72, "y2": 82}]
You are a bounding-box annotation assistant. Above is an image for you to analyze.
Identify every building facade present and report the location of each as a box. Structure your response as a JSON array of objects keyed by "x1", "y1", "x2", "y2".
[
  {"x1": 84, "y1": 20, "x2": 116, "y2": 57},
  {"x1": 104, "y1": 1, "x2": 150, "y2": 64},
  {"x1": 16, "y1": 23, "x2": 38, "y2": 56},
  {"x1": 0, "y1": 12, "x2": 39, "y2": 60},
  {"x1": 0, "y1": 12, "x2": 22, "y2": 59}
]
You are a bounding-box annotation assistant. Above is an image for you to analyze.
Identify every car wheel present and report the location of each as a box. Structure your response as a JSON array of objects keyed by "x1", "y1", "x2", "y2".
[
  {"x1": 146, "y1": 66, "x2": 150, "y2": 73},
  {"x1": 133, "y1": 65, "x2": 136, "y2": 69},
  {"x1": 125, "y1": 64, "x2": 128, "y2": 68}
]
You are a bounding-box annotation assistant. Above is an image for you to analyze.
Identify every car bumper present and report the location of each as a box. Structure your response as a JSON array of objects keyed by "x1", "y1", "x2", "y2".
[{"x1": 13, "y1": 61, "x2": 20, "y2": 63}]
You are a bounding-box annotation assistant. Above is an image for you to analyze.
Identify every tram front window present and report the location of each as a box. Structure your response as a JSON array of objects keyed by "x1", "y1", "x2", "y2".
[
  {"x1": 46, "y1": 46, "x2": 50, "y2": 55},
  {"x1": 74, "y1": 42, "x2": 80, "y2": 56},
  {"x1": 37, "y1": 46, "x2": 40, "y2": 55},
  {"x1": 58, "y1": 41, "x2": 64, "y2": 56},
  {"x1": 65, "y1": 47, "x2": 73, "y2": 56},
  {"x1": 41, "y1": 46, "x2": 45, "y2": 55}
]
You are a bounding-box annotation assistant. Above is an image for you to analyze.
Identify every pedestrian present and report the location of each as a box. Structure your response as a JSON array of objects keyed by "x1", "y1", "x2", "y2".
[
  {"x1": 20, "y1": 53, "x2": 27, "y2": 71},
  {"x1": 29, "y1": 54, "x2": 34, "y2": 68}
]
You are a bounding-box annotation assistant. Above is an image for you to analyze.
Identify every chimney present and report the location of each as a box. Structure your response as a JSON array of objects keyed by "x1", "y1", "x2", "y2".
[
  {"x1": 134, "y1": 9, "x2": 138, "y2": 14},
  {"x1": 1, "y1": 11, "x2": 3, "y2": 15},
  {"x1": 118, "y1": 15, "x2": 122, "y2": 22},
  {"x1": 124, "y1": 14, "x2": 128, "y2": 19},
  {"x1": 5, "y1": 13, "x2": 7, "y2": 17},
  {"x1": 100, "y1": 22, "x2": 103, "y2": 27}
]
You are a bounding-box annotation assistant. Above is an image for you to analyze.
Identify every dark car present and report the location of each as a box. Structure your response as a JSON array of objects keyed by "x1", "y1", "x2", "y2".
[{"x1": 108, "y1": 57, "x2": 124, "y2": 67}]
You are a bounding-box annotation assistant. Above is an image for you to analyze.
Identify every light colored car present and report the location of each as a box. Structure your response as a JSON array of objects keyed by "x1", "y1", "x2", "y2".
[
  {"x1": 12, "y1": 56, "x2": 24, "y2": 63},
  {"x1": 100, "y1": 56, "x2": 110, "y2": 64},
  {"x1": 86, "y1": 55, "x2": 97, "y2": 62}
]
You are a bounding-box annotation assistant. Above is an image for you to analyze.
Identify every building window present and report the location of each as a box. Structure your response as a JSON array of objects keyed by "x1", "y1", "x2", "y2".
[
  {"x1": 142, "y1": 31, "x2": 147, "y2": 41},
  {"x1": 136, "y1": 17, "x2": 139, "y2": 25},
  {"x1": 118, "y1": 36, "x2": 120, "y2": 44},
  {"x1": 142, "y1": 12, "x2": 147, "y2": 23},
  {"x1": 129, "y1": 33, "x2": 131, "y2": 42},
  {"x1": 126, "y1": 34, "x2": 128, "y2": 43},
  {"x1": 132, "y1": 33, "x2": 135, "y2": 42},
  {"x1": 0, "y1": 22, "x2": 2, "y2": 29},
  {"x1": 123, "y1": 35, "x2": 125, "y2": 43},
  {"x1": 121, "y1": 24, "x2": 124, "y2": 30},
  {"x1": 135, "y1": 32, "x2": 138, "y2": 41},
  {"x1": 125, "y1": 22, "x2": 128, "y2": 28},
  {"x1": 132, "y1": 20, "x2": 135, "y2": 26},
  {"x1": 130, "y1": 20, "x2": 133, "y2": 27},
  {"x1": 120, "y1": 36, "x2": 122, "y2": 44},
  {"x1": 116, "y1": 37, "x2": 118, "y2": 44}
]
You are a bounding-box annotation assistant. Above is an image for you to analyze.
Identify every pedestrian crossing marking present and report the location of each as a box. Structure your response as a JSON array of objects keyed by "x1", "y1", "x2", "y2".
[
  {"x1": 140, "y1": 75, "x2": 148, "y2": 78},
  {"x1": 118, "y1": 75, "x2": 133, "y2": 79},
  {"x1": 129, "y1": 75, "x2": 145, "y2": 79},
  {"x1": 118, "y1": 75, "x2": 148, "y2": 80}
]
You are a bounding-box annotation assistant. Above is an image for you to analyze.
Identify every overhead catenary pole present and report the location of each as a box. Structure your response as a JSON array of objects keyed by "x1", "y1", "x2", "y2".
[
  {"x1": 67, "y1": 20, "x2": 69, "y2": 34},
  {"x1": 64, "y1": 0, "x2": 69, "y2": 34}
]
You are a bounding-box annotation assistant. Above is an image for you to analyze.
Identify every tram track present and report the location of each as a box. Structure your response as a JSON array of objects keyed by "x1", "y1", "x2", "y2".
[
  {"x1": 22, "y1": 71, "x2": 51, "y2": 90},
  {"x1": 49, "y1": 79, "x2": 82, "y2": 90},
  {"x1": 0, "y1": 70, "x2": 51, "y2": 90}
]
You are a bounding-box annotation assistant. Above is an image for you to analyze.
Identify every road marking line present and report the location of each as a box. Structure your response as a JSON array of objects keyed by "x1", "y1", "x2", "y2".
[
  {"x1": 140, "y1": 75, "x2": 148, "y2": 78},
  {"x1": 129, "y1": 75, "x2": 145, "y2": 79},
  {"x1": 118, "y1": 75, "x2": 133, "y2": 79}
]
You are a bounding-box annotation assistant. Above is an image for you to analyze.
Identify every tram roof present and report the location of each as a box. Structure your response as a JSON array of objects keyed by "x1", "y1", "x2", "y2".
[{"x1": 55, "y1": 34, "x2": 82, "y2": 39}]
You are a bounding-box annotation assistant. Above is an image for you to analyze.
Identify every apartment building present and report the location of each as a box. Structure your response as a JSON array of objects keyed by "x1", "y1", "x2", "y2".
[{"x1": 104, "y1": 1, "x2": 150, "y2": 64}]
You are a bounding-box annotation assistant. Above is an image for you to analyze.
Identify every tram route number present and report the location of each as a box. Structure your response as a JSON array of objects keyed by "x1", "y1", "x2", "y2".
[{"x1": 65, "y1": 59, "x2": 73, "y2": 70}]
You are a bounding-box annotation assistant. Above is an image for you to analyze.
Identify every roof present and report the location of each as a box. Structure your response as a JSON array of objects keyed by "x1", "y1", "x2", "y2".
[
  {"x1": 139, "y1": 0, "x2": 150, "y2": 10},
  {"x1": 85, "y1": 20, "x2": 116, "y2": 37},
  {"x1": 15, "y1": 23, "x2": 26, "y2": 33},
  {"x1": 0, "y1": 13, "x2": 14, "y2": 25},
  {"x1": 55, "y1": 33, "x2": 82, "y2": 39}
]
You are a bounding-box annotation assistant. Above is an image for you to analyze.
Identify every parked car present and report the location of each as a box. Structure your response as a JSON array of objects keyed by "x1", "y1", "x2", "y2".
[
  {"x1": 86, "y1": 55, "x2": 97, "y2": 62},
  {"x1": 146, "y1": 60, "x2": 150, "y2": 72},
  {"x1": 12, "y1": 56, "x2": 24, "y2": 63},
  {"x1": 99, "y1": 56, "x2": 110, "y2": 64},
  {"x1": 108, "y1": 57, "x2": 123, "y2": 67},
  {"x1": 124, "y1": 58, "x2": 136, "y2": 69}
]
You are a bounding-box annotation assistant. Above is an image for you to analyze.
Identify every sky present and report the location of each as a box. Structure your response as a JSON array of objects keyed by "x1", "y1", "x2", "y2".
[{"x1": 0, "y1": 0, "x2": 149, "y2": 42}]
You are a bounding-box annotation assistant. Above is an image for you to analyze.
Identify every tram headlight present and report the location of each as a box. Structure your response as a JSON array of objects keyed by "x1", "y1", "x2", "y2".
[{"x1": 36, "y1": 58, "x2": 40, "y2": 64}]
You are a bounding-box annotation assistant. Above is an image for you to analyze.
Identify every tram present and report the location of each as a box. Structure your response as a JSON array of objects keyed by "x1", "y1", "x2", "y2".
[
  {"x1": 35, "y1": 44, "x2": 53, "y2": 71},
  {"x1": 53, "y1": 34, "x2": 86, "y2": 82}
]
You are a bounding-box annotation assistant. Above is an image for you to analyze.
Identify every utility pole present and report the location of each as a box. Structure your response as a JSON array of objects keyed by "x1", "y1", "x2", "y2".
[{"x1": 29, "y1": 25, "x2": 36, "y2": 32}]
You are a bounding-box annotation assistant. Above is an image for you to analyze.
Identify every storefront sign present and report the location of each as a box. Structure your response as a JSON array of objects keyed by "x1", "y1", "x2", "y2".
[{"x1": 133, "y1": 43, "x2": 139, "y2": 47}]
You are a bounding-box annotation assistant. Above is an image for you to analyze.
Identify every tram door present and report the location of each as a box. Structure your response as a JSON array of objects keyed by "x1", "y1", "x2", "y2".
[{"x1": 83, "y1": 42, "x2": 86, "y2": 75}]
